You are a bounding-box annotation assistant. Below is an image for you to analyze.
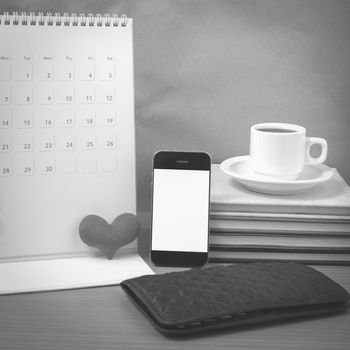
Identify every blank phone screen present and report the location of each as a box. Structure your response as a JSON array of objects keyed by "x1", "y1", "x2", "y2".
[{"x1": 151, "y1": 168, "x2": 210, "y2": 253}]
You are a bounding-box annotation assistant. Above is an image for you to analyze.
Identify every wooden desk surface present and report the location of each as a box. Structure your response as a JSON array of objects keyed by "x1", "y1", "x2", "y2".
[{"x1": 0, "y1": 264, "x2": 349, "y2": 350}]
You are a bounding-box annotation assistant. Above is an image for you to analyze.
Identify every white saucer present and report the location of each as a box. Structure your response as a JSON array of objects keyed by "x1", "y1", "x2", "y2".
[{"x1": 220, "y1": 156, "x2": 334, "y2": 195}]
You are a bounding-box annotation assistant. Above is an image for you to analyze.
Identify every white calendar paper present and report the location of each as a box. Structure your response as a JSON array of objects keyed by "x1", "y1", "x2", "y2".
[{"x1": 0, "y1": 13, "x2": 136, "y2": 260}]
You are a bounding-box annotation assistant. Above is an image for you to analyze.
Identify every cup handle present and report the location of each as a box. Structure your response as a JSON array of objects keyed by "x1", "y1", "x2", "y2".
[{"x1": 305, "y1": 137, "x2": 328, "y2": 165}]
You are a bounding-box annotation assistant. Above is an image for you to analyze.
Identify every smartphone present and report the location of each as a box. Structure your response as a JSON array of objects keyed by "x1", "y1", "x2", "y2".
[{"x1": 150, "y1": 151, "x2": 211, "y2": 267}]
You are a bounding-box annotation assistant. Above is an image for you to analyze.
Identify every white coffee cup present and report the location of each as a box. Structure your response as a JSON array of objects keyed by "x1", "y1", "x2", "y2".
[{"x1": 249, "y1": 123, "x2": 328, "y2": 180}]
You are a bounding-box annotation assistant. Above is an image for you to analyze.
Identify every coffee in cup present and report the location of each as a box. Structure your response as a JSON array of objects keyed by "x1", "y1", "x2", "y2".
[{"x1": 249, "y1": 123, "x2": 328, "y2": 180}]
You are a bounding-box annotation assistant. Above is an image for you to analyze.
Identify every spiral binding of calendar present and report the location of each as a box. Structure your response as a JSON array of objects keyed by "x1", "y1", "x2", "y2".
[{"x1": 0, "y1": 12, "x2": 128, "y2": 27}]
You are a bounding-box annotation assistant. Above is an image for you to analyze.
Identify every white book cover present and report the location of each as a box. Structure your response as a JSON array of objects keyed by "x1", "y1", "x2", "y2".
[
  {"x1": 211, "y1": 164, "x2": 350, "y2": 215},
  {"x1": 210, "y1": 211, "x2": 350, "y2": 224},
  {"x1": 210, "y1": 218, "x2": 350, "y2": 235},
  {"x1": 209, "y1": 233, "x2": 350, "y2": 249},
  {"x1": 208, "y1": 250, "x2": 350, "y2": 264}
]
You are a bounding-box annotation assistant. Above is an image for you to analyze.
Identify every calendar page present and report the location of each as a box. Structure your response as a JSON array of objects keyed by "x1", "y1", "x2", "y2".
[{"x1": 0, "y1": 13, "x2": 136, "y2": 260}]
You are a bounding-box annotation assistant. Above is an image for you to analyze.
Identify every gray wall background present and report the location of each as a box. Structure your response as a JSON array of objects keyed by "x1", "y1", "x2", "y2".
[{"x1": 2, "y1": 0, "x2": 350, "y2": 211}]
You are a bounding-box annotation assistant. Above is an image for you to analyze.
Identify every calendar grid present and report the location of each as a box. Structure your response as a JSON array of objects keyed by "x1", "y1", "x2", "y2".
[{"x1": 0, "y1": 52, "x2": 119, "y2": 176}]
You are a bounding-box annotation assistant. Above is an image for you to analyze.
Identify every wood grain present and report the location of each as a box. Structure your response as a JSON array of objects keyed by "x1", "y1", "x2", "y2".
[{"x1": 0, "y1": 265, "x2": 349, "y2": 350}]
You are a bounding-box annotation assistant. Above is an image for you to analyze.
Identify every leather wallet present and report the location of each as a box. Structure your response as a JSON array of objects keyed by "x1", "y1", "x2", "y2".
[{"x1": 121, "y1": 262, "x2": 349, "y2": 335}]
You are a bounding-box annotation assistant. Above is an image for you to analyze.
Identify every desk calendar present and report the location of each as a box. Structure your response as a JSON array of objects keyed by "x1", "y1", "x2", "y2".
[{"x1": 0, "y1": 12, "x2": 136, "y2": 261}]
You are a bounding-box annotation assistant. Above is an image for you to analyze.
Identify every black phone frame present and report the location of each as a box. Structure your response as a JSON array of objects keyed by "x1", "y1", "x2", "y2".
[{"x1": 150, "y1": 151, "x2": 211, "y2": 267}]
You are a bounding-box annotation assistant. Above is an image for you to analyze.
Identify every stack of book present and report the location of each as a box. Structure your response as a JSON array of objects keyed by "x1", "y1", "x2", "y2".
[{"x1": 209, "y1": 164, "x2": 350, "y2": 265}]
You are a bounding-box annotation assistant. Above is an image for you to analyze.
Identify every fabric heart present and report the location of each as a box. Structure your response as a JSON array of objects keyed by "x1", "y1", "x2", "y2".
[{"x1": 79, "y1": 213, "x2": 140, "y2": 259}]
